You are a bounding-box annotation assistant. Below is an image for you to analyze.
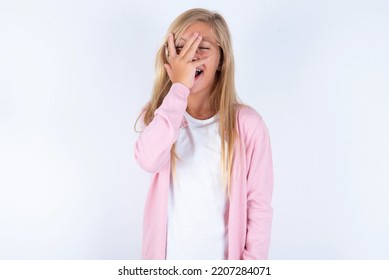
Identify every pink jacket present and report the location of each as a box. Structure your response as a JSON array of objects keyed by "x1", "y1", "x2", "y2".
[{"x1": 135, "y1": 83, "x2": 274, "y2": 260}]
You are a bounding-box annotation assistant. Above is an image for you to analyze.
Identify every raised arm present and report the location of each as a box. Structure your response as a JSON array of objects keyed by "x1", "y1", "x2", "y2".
[
  {"x1": 134, "y1": 83, "x2": 189, "y2": 173},
  {"x1": 135, "y1": 31, "x2": 211, "y2": 173}
]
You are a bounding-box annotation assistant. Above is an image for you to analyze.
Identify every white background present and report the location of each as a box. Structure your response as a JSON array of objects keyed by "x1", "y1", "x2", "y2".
[{"x1": 0, "y1": 0, "x2": 388, "y2": 259}]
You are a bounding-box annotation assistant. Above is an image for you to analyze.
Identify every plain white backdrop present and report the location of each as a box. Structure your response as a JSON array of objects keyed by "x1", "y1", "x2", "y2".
[{"x1": 0, "y1": 0, "x2": 388, "y2": 259}]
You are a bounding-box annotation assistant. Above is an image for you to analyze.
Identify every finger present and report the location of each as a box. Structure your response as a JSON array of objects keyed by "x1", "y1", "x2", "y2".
[
  {"x1": 179, "y1": 32, "x2": 199, "y2": 57},
  {"x1": 164, "y1": 64, "x2": 173, "y2": 80},
  {"x1": 166, "y1": 33, "x2": 177, "y2": 58},
  {"x1": 191, "y1": 55, "x2": 210, "y2": 67},
  {"x1": 183, "y1": 35, "x2": 202, "y2": 60}
]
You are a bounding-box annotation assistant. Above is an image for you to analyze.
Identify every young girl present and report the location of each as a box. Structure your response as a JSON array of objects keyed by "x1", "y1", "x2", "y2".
[{"x1": 135, "y1": 8, "x2": 273, "y2": 260}]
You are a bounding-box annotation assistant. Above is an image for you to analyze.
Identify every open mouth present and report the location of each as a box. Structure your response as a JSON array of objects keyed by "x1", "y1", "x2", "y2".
[{"x1": 195, "y1": 69, "x2": 203, "y2": 79}]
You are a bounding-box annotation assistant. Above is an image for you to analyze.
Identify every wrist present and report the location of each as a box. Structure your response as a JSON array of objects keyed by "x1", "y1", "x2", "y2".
[
  {"x1": 172, "y1": 80, "x2": 191, "y2": 90},
  {"x1": 171, "y1": 83, "x2": 190, "y2": 96}
]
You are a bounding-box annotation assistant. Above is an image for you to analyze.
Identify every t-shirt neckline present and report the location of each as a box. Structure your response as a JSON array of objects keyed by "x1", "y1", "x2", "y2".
[{"x1": 184, "y1": 111, "x2": 218, "y2": 126}]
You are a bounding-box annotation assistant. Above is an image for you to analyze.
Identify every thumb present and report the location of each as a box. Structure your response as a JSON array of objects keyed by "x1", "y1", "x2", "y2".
[{"x1": 164, "y1": 64, "x2": 173, "y2": 81}]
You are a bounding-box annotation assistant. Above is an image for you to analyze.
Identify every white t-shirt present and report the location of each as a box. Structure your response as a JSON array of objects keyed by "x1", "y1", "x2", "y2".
[{"x1": 166, "y1": 111, "x2": 228, "y2": 260}]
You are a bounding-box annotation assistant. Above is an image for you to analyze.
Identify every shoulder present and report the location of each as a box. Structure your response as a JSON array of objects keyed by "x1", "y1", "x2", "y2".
[
  {"x1": 236, "y1": 104, "x2": 266, "y2": 131},
  {"x1": 234, "y1": 104, "x2": 271, "y2": 147}
]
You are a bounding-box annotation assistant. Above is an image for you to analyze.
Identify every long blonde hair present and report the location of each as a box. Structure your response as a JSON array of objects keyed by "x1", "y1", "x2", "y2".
[{"x1": 136, "y1": 8, "x2": 240, "y2": 194}]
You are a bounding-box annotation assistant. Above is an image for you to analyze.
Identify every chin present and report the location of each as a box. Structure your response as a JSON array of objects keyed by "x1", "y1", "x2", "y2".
[
  {"x1": 190, "y1": 84, "x2": 210, "y2": 96},
  {"x1": 190, "y1": 77, "x2": 213, "y2": 95}
]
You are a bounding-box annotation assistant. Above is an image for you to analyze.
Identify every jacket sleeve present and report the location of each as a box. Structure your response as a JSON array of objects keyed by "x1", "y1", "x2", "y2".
[
  {"x1": 134, "y1": 83, "x2": 190, "y2": 173},
  {"x1": 242, "y1": 117, "x2": 274, "y2": 260}
]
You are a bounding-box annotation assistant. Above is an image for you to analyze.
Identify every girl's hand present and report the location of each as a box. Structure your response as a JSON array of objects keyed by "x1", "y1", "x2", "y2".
[{"x1": 164, "y1": 32, "x2": 209, "y2": 89}]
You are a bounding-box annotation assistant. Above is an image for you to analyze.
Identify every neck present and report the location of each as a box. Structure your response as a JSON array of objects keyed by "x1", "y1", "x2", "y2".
[{"x1": 186, "y1": 91, "x2": 214, "y2": 120}]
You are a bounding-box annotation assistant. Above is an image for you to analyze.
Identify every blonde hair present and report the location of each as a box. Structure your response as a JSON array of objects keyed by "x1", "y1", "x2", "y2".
[{"x1": 136, "y1": 8, "x2": 240, "y2": 194}]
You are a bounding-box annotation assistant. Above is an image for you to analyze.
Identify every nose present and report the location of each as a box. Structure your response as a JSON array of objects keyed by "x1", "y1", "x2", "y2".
[{"x1": 192, "y1": 49, "x2": 200, "y2": 61}]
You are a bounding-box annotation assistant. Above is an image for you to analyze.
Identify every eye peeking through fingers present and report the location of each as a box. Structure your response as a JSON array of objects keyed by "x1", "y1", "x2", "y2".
[{"x1": 175, "y1": 46, "x2": 183, "y2": 55}]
